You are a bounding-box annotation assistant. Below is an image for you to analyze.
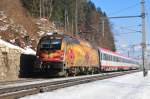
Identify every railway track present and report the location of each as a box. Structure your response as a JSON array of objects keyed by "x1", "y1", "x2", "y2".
[
  {"x1": 0, "y1": 70, "x2": 139, "y2": 99},
  {"x1": 0, "y1": 79, "x2": 42, "y2": 86}
]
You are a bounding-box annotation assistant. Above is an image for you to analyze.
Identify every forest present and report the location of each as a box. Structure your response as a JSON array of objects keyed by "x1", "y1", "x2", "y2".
[{"x1": 21, "y1": 0, "x2": 116, "y2": 51}]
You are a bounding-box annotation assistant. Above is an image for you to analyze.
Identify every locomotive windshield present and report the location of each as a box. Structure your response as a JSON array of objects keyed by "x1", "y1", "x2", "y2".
[{"x1": 40, "y1": 39, "x2": 62, "y2": 50}]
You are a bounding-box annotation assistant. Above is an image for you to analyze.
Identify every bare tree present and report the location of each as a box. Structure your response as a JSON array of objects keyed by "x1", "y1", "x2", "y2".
[{"x1": 48, "y1": 0, "x2": 53, "y2": 19}]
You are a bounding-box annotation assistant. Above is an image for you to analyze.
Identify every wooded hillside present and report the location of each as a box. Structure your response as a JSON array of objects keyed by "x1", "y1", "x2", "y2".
[
  {"x1": 0, "y1": 0, "x2": 115, "y2": 51},
  {"x1": 21, "y1": 0, "x2": 116, "y2": 51}
]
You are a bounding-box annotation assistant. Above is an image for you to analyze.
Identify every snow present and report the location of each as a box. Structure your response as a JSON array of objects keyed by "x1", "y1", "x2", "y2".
[
  {"x1": 0, "y1": 24, "x2": 9, "y2": 31},
  {"x1": 0, "y1": 39, "x2": 36, "y2": 55},
  {"x1": 21, "y1": 72, "x2": 150, "y2": 99},
  {"x1": 0, "y1": 39, "x2": 24, "y2": 51},
  {"x1": 23, "y1": 46, "x2": 36, "y2": 55}
]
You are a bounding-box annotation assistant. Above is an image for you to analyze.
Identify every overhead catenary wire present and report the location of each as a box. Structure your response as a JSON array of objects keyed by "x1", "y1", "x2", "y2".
[
  {"x1": 113, "y1": 25, "x2": 141, "y2": 34},
  {"x1": 110, "y1": 3, "x2": 140, "y2": 16}
]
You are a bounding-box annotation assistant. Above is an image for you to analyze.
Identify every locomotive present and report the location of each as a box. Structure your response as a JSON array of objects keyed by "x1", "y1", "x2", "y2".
[{"x1": 34, "y1": 32, "x2": 139, "y2": 76}]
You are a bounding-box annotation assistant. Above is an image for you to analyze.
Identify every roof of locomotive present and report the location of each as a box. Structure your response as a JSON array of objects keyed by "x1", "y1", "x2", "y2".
[{"x1": 40, "y1": 32, "x2": 97, "y2": 49}]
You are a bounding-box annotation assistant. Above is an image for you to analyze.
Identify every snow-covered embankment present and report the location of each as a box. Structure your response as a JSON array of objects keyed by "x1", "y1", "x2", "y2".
[{"x1": 0, "y1": 39, "x2": 36, "y2": 81}]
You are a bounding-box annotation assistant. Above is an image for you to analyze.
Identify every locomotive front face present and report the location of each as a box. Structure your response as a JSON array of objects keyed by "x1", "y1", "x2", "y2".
[
  {"x1": 38, "y1": 38, "x2": 64, "y2": 62},
  {"x1": 35, "y1": 35, "x2": 65, "y2": 74}
]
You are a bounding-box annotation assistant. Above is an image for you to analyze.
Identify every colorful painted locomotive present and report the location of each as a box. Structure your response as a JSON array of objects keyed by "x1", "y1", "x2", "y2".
[
  {"x1": 34, "y1": 32, "x2": 99, "y2": 76},
  {"x1": 34, "y1": 32, "x2": 139, "y2": 76}
]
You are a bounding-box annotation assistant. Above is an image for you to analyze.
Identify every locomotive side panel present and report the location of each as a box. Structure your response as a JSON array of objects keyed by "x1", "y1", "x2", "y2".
[{"x1": 64, "y1": 38, "x2": 99, "y2": 68}]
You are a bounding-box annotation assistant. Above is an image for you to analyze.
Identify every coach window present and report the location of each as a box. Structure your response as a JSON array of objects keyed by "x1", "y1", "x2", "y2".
[
  {"x1": 106, "y1": 55, "x2": 108, "y2": 60},
  {"x1": 103, "y1": 53, "x2": 105, "y2": 60},
  {"x1": 108, "y1": 55, "x2": 110, "y2": 60},
  {"x1": 101, "y1": 53, "x2": 104, "y2": 60},
  {"x1": 120, "y1": 58, "x2": 122, "y2": 62},
  {"x1": 111, "y1": 55, "x2": 113, "y2": 61},
  {"x1": 119, "y1": 57, "x2": 120, "y2": 62},
  {"x1": 116, "y1": 57, "x2": 118, "y2": 62},
  {"x1": 118, "y1": 57, "x2": 119, "y2": 62},
  {"x1": 113, "y1": 56, "x2": 115, "y2": 61},
  {"x1": 106, "y1": 54, "x2": 108, "y2": 60},
  {"x1": 105, "y1": 54, "x2": 107, "y2": 60},
  {"x1": 119, "y1": 58, "x2": 121, "y2": 62},
  {"x1": 103, "y1": 54, "x2": 105, "y2": 60},
  {"x1": 123, "y1": 59, "x2": 125, "y2": 63},
  {"x1": 126, "y1": 59, "x2": 128, "y2": 63},
  {"x1": 121, "y1": 58, "x2": 123, "y2": 62},
  {"x1": 107, "y1": 54, "x2": 109, "y2": 60},
  {"x1": 103, "y1": 54, "x2": 104, "y2": 60},
  {"x1": 112, "y1": 56, "x2": 114, "y2": 61},
  {"x1": 101, "y1": 53, "x2": 103, "y2": 60},
  {"x1": 110, "y1": 55, "x2": 112, "y2": 61},
  {"x1": 114, "y1": 56, "x2": 116, "y2": 61},
  {"x1": 118, "y1": 57, "x2": 120, "y2": 62}
]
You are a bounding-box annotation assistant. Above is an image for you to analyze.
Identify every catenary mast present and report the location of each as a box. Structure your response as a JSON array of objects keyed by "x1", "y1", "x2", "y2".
[{"x1": 141, "y1": 0, "x2": 148, "y2": 76}]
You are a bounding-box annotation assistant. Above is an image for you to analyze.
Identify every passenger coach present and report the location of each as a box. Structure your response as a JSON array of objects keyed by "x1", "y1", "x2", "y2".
[{"x1": 98, "y1": 48, "x2": 139, "y2": 71}]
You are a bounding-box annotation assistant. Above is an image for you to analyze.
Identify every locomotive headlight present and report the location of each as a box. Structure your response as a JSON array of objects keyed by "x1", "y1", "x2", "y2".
[
  {"x1": 60, "y1": 55, "x2": 63, "y2": 58},
  {"x1": 60, "y1": 55, "x2": 64, "y2": 59},
  {"x1": 36, "y1": 56, "x2": 39, "y2": 58}
]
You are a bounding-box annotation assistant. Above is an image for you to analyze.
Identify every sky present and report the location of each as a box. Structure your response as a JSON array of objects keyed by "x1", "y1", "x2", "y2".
[{"x1": 91, "y1": 0, "x2": 150, "y2": 59}]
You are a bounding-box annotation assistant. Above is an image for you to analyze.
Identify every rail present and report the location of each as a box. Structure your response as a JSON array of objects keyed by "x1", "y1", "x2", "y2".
[{"x1": 0, "y1": 70, "x2": 139, "y2": 99}]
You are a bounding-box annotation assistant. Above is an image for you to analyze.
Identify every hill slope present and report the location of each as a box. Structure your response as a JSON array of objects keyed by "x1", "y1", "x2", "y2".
[{"x1": 0, "y1": 0, "x2": 116, "y2": 51}]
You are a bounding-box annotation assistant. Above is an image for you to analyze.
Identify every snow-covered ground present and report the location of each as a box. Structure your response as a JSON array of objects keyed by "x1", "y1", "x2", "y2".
[{"x1": 20, "y1": 72, "x2": 150, "y2": 99}]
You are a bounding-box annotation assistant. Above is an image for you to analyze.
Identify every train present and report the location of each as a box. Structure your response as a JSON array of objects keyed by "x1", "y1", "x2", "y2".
[{"x1": 34, "y1": 32, "x2": 139, "y2": 76}]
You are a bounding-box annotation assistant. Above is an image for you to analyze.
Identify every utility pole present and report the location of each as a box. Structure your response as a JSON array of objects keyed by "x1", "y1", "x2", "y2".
[
  {"x1": 75, "y1": 0, "x2": 78, "y2": 35},
  {"x1": 141, "y1": 0, "x2": 148, "y2": 76}
]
